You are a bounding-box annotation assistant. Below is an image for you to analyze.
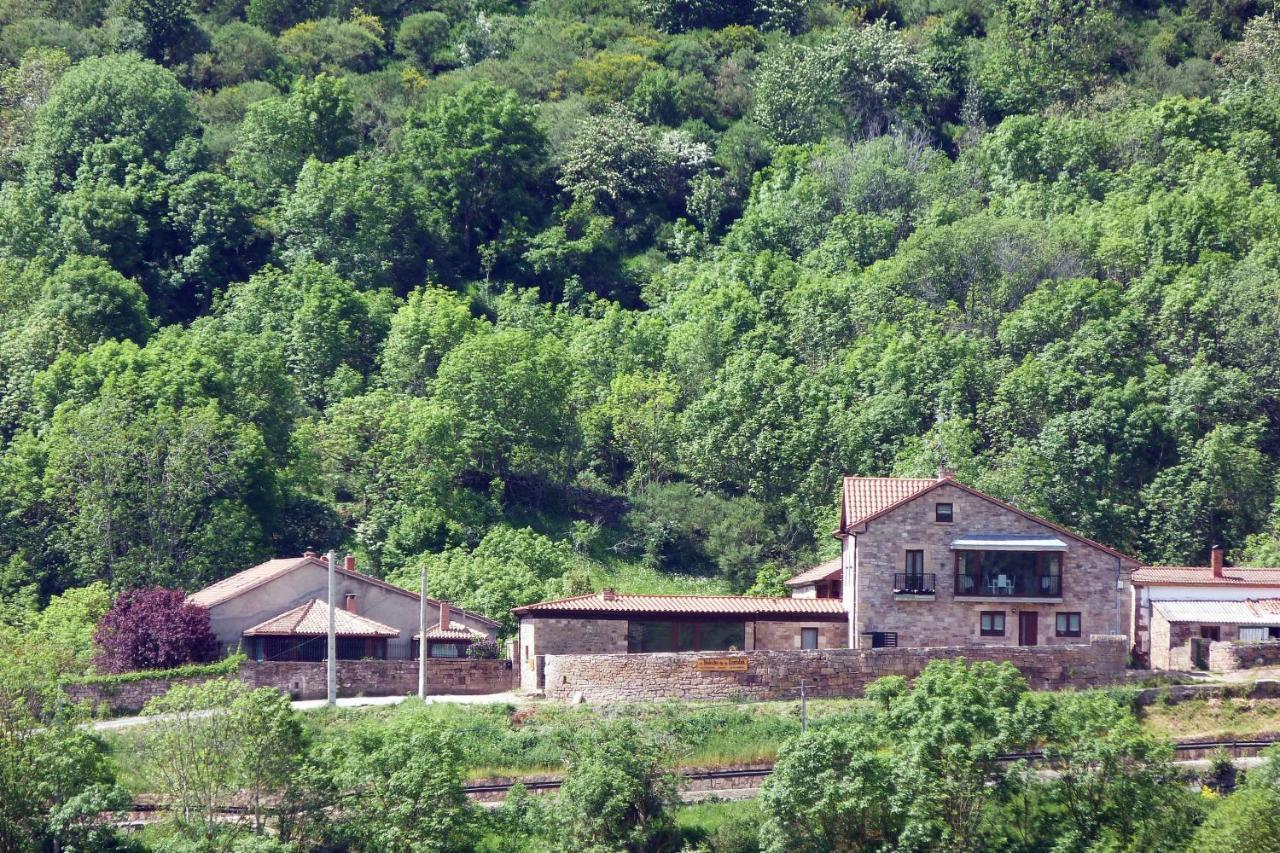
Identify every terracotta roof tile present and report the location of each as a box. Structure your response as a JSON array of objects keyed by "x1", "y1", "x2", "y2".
[
  {"x1": 843, "y1": 477, "x2": 937, "y2": 530},
  {"x1": 512, "y1": 592, "x2": 846, "y2": 617},
  {"x1": 785, "y1": 557, "x2": 842, "y2": 587},
  {"x1": 1132, "y1": 566, "x2": 1280, "y2": 586},
  {"x1": 187, "y1": 555, "x2": 501, "y2": 627},
  {"x1": 243, "y1": 600, "x2": 401, "y2": 637},
  {"x1": 416, "y1": 622, "x2": 489, "y2": 641}
]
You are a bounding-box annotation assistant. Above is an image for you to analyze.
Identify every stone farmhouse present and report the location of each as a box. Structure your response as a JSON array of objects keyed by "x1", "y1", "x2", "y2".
[
  {"x1": 829, "y1": 472, "x2": 1139, "y2": 649},
  {"x1": 1131, "y1": 546, "x2": 1280, "y2": 669},
  {"x1": 188, "y1": 553, "x2": 498, "y2": 662},
  {"x1": 512, "y1": 472, "x2": 1140, "y2": 693}
]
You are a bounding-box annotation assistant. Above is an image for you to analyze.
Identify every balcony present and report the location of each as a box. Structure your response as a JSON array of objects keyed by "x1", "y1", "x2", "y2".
[
  {"x1": 954, "y1": 549, "x2": 1063, "y2": 600},
  {"x1": 893, "y1": 572, "x2": 936, "y2": 596}
]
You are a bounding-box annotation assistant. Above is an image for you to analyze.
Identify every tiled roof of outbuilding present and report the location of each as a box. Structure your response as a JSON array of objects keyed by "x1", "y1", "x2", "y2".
[
  {"x1": 512, "y1": 592, "x2": 846, "y2": 617},
  {"x1": 1132, "y1": 566, "x2": 1280, "y2": 586},
  {"x1": 785, "y1": 557, "x2": 842, "y2": 587},
  {"x1": 842, "y1": 477, "x2": 937, "y2": 529},
  {"x1": 416, "y1": 622, "x2": 489, "y2": 641},
  {"x1": 1153, "y1": 599, "x2": 1280, "y2": 624},
  {"x1": 243, "y1": 600, "x2": 401, "y2": 637}
]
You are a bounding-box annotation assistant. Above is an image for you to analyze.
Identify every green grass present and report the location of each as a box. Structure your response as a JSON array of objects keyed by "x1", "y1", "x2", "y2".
[
  {"x1": 676, "y1": 799, "x2": 763, "y2": 851},
  {"x1": 1139, "y1": 695, "x2": 1280, "y2": 740}
]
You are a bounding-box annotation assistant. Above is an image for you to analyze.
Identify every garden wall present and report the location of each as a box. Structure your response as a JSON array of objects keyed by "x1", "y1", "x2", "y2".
[
  {"x1": 539, "y1": 635, "x2": 1127, "y2": 703},
  {"x1": 64, "y1": 659, "x2": 516, "y2": 715},
  {"x1": 1208, "y1": 640, "x2": 1280, "y2": 672}
]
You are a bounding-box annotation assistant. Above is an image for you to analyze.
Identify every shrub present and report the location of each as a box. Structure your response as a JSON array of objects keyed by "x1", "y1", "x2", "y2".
[
  {"x1": 92, "y1": 587, "x2": 219, "y2": 674},
  {"x1": 466, "y1": 640, "x2": 500, "y2": 659}
]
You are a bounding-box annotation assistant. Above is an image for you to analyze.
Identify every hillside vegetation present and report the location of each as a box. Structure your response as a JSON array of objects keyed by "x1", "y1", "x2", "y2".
[{"x1": 0, "y1": 0, "x2": 1279, "y2": 628}]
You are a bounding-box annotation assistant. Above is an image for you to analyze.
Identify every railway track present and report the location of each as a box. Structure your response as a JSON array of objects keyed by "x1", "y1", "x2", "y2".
[{"x1": 123, "y1": 734, "x2": 1280, "y2": 817}]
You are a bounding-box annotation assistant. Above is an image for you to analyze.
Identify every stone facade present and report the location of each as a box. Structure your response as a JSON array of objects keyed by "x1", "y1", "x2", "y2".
[
  {"x1": 64, "y1": 659, "x2": 516, "y2": 715},
  {"x1": 1207, "y1": 639, "x2": 1280, "y2": 672},
  {"x1": 1149, "y1": 609, "x2": 1242, "y2": 669},
  {"x1": 540, "y1": 635, "x2": 1127, "y2": 702},
  {"x1": 517, "y1": 615, "x2": 847, "y2": 691},
  {"x1": 845, "y1": 482, "x2": 1131, "y2": 649}
]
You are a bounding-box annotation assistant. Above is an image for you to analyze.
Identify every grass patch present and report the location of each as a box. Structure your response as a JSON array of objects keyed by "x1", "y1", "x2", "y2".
[
  {"x1": 677, "y1": 799, "x2": 763, "y2": 850},
  {"x1": 63, "y1": 654, "x2": 245, "y2": 686},
  {"x1": 1139, "y1": 695, "x2": 1280, "y2": 740}
]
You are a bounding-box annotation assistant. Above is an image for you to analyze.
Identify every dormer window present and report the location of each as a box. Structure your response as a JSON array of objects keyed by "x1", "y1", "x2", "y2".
[{"x1": 935, "y1": 503, "x2": 953, "y2": 523}]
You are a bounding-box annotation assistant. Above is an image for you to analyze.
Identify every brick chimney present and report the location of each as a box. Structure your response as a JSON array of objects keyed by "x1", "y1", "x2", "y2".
[
  {"x1": 937, "y1": 465, "x2": 955, "y2": 480},
  {"x1": 1211, "y1": 545, "x2": 1225, "y2": 578},
  {"x1": 343, "y1": 554, "x2": 356, "y2": 573},
  {"x1": 344, "y1": 593, "x2": 358, "y2": 614},
  {"x1": 601, "y1": 588, "x2": 619, "y2": 601},
  {"x1": 438, "y1": 600, "x2": 452, "y2": 630}
]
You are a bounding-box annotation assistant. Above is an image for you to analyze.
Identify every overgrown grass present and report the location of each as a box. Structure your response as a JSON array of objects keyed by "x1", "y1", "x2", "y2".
[
  {"x1": 1139, "y1": 695, "x2": 1280, "y2": 740},
  {"x1": 676, "y1": 799, "x2": 763, "y2": 851}
]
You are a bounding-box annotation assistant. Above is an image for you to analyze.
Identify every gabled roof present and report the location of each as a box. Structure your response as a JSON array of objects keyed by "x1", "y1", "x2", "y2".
[
  {"x1": 838, "y1": 475, "x2": 1138, "y2": 564},
  {"x1": 1132, "y1": 566, "x2": 1280, "y2": 587},
  {"x1": 416, "y1": 622, "x2": 489, "y2": 641},
  {"x1": 786, "y1": 557, "x2": 842, "y2": 587},
  {"x1": 187, "y1": 554, "x2": 501, "y2": 627},
  {"x1": 243, "y1": 600, "x2": 401, "y2": 637},
  {"x1": 512, "y1": 592, "x2": 846, "y2": 617},
  {"x1": 1153, "y1": 599, "x2": 1280, "y2": 625}
]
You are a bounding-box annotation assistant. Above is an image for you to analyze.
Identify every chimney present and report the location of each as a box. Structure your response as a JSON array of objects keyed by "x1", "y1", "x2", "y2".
[
  {"x1": 937, "y1": 465, "x2": 955, "y2": 480},
  {"x1": 344, "y1": 593, "x2": 358, "y2": 614},
  {"x1": 438, "y1": 600, "x2": 452, "y2": 630},
  {"x1": 1211, "y1": 545, "x2": 1225, "y2": 578},
  {"x1": 601, "y1": 588, "x2": 619, "y2": 602},
  {"x1": 343, "y1": 554, "x2": 356, "y2": 573}
]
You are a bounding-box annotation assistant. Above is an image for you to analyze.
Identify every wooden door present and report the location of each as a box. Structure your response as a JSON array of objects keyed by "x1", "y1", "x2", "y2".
[{"x1": 1018, "y1": 612, "x2": 1038, "y2": 646}]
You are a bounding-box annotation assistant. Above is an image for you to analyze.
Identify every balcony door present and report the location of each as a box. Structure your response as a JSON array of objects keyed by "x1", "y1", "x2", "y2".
[{"x1": 1018, "y1": 612, "x2": 1038, "y2": 646}]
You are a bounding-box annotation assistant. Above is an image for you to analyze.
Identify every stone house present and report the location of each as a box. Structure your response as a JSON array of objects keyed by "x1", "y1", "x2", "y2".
[
  {"x1": 511, "y1": 592, "x2": 846, "y2": 691},
  {"x1": 188, "y1": 553, "x2": 499, "y2": 660},
  {"x1": 1131, "y1": 547, "x2": 1280, "y2": 669},
  {"x1": 826, "y1": 472, "x2": 1139, "y2": 650}
]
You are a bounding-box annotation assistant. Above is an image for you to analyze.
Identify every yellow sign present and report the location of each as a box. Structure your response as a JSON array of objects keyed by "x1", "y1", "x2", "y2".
[{"x1": 695, "y1": 657, "x2": 749, "y2": 672}]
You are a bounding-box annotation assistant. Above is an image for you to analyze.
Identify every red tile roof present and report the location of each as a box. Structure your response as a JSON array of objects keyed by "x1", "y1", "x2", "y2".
[
  {"x1": 842, "y1": 477, "x2": 937, "y2": 530},
  {"x1": 416, "y1": 622, "x2": 489, "y2": 641},
  {"x1": 187, "y1": 555, "x2": 500, "y2": 627},
  {"x1": 243, "y1": 600, "x2": 401, "y2": 637},
  {"x1": 785, "y1": 557, "x2": 842, "y2": 587},
  {"x1": 1132, "y1": 566, "x2": 1280, "y2": 586},
  {"x1": 512, "y1": 592, "x2": 847, "y2": 617}
]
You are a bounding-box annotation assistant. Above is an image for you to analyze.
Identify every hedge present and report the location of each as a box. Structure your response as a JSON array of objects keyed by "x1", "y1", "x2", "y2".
[{"x1": 62, "y1": 653, "x2": 246, "y2": 686}]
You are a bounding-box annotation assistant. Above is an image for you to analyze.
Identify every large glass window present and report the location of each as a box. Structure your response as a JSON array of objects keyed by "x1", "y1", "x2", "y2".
[
  {"x1": 627, "y1": 621, "x2": 746, "y2": 652},
  {"x1": 954, "y1": 551, "x2": 1064, "y2": 597}
]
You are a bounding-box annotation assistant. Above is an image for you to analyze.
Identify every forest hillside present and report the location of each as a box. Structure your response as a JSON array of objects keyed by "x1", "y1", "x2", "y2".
[{"x1": 1, "y1": 0, "x2": 1280, "y2": 628}]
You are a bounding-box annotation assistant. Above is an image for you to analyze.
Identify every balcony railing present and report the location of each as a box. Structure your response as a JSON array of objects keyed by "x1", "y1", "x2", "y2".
[
  {"x1": 955, "y1": 572, "x2": 1061, "y2": 598},
  {"x1": 893, "y1": 573, "x2": 936, "y2": 595}
]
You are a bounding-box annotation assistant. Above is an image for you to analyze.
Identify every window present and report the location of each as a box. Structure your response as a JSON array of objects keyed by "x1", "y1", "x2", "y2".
[
  {"x1": 429, "y1": 641, "x2": 462, "y2": 658},
  {"x1": 801, "y1": 628, "x2": 819, "y2": 650},
  {"x1": 935, "y1": 503, "x2": 953, "y2": 523},
  {"x1": 905, "y1": 549, "x2": 925, "y2": 577},
  {"x1": 954, "y1": 550, "x2": 1064, "y2": 597},
  {"x1": 1240, "y1": 627, "x2": 1268, "y2": 643},
  {"x1": 980, "y1": 611, "x2": 1005, "y2": 636},
  {"x1": 627, "y1": 621, "x2": 746, "y2": 653},
  {"x1": 1055, "y1": 612, "x2": 1081, "y2": 637},
  {"x1": 1200, "y1": 626, "x2": 1221, "y2": 641}
]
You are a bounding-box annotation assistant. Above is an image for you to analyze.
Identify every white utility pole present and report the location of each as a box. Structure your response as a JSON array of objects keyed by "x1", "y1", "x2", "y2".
[
  {"x1": 418, "y1": 563, "x2": 428, "y2": 699},
  {"x1": 326, "y1": 549, "x2": 337, "y2": 707}
]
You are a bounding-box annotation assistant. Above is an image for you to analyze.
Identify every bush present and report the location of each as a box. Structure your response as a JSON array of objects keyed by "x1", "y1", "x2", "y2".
[
  {"x1": 1192, "y1": 785, "x2": 1280, "y2": 849},
  {"x1": 466, "y1": 640, "x2": 500, "y2": 659},
  {"x1": 92, "y1": 587, "x2": 219, "y2": 674},
  {"x1": 395, "y1": 12, "x2": 452, "y2": 69}
]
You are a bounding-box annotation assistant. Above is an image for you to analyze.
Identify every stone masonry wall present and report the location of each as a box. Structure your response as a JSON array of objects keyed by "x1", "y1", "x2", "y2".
[
  {"x1": 64, "y1": 659, "x2": 515, "y2": 715},
  {"x1": 1208, "y1": 639, "x2": 1280, "y2": 672},
  {"x1": 754, "y1": 620, "x2": 846, "y2": 650},
  {"x1": 1151, "y1": 611, "x2": 1242, "y2": 670},
  {"x1": 541, "y1": 635, "x2": 1127, "y2": 702},
  {"x1": 519, "y1": 617, "x2": 628, "y2": 690},
  {"x1": 851, "y1": 482, "x2": 1132, "y2": 648}
]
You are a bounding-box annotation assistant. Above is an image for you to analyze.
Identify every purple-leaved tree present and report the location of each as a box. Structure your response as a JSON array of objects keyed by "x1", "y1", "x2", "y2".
[{"x1": 93, "y1": 587, "x2": 220, "y2": 673}]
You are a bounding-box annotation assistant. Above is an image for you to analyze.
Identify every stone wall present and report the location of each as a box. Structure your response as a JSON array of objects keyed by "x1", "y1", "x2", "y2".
[
  {"x1": 1151, "y1": 610, "x2": 1243, "y2": 670},
  {"x1": 850, "y1": 482, "x2": 1132, "y2": 648},
  {"x1": 1208, "y1": 640, "x2": 1280, "y2": 672},
  {"x1": 754, "y1": 620, "x2": 846, "y2": 650},
  {"x1": 65, "y1": 659, "x2": 516, "y2": 715},
  {"x1": 540, "y1": 635, "x2": 1127, "y2": 702}
]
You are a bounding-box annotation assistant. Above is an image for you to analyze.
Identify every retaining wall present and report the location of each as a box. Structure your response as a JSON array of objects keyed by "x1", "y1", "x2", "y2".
[
  {"x1": 540, "y1": 635, "x2": 1128, "y2": 702},
  {"x1": 1209, "y1": 640, "x2": 1280, "y2": 672},
  {"x1": 64, "y1": 659, "x2": 516, "y2": 715}
]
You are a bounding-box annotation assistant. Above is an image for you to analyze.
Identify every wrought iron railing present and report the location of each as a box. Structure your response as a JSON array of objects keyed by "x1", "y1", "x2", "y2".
[{"x1": 892, "y1": 572, "x2": 936, "y2": 594}]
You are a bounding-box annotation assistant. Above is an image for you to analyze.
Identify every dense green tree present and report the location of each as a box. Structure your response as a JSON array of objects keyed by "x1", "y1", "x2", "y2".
[
  {"x1": 108, "y1": 0, "x2": 204, "y2": 66},
  {"x1": 1192, "y1": 786, "x2": 1280, "y2": 851},
  {"x1": 380, "y1": 286, "x2": 484, "y2": 396},
  {"x1": 26, "y1": 53, "x2": 197, "y2": 189}
]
